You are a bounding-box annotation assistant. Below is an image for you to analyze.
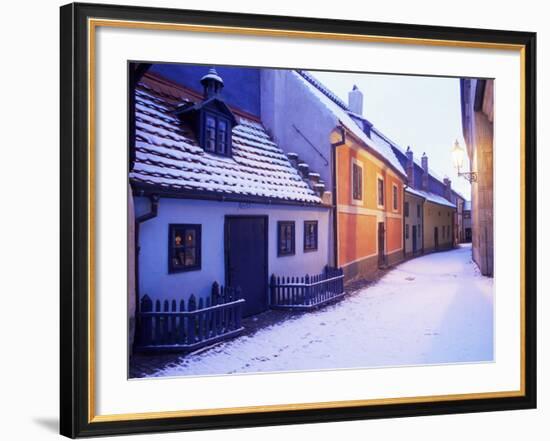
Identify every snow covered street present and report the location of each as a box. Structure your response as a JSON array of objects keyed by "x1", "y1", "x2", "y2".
[{"x1": 149, "y1": 244, "x2": 493, "y2": 378}]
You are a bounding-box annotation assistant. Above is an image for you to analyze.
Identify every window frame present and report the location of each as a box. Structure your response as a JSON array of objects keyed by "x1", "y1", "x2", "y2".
[
  {"x1": 392, "y1": 183, "x2": 399, "y2": 212},
  {"x1": 377, "y1": 175, "x2": 385, "y2": 208},
  {"x1": 277, "y1": 221, "x2": 296, "y2": 257},
  {"x1": 200, "y1": 110, "x2": 232, "y2": 157},
  {"x1": 405, "y1": 223, "x2": 409, "y2": 239},
  {"x1": 404, "y1": 201, "x2": 409, "y2": 217},
  {"x1": 303, "y1": 220, "x2": 319, "y2": 252},
  {"x1": 168, "y1": 223, "x2": 202, "y2": 273},
  {"x1": 351, "y1": 158, "x2": 364, "y2": 205}
]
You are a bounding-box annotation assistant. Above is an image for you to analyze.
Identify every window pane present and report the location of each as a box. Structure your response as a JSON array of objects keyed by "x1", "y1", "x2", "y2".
[
  {"x1": 185, "y1": 247, "x2": 196, "y2": 266},
  {"x1": 218, "y1": 120, "x2": 227, "y2": 154},
  {"x1": 352, "y1": 163, "x2": 362, "y2": 200},
  {"x1": 278, "y1": 222, "x2": 295, "y2": 255},
  {"x1": 206, "y1": 116, "x2": 216, "y2": 152},
  {"x1": 184, "y1": 229, "x2": 195, "y2": 247}
]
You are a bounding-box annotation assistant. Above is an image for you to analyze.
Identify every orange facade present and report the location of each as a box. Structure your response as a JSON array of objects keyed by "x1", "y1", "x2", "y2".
[{"x1": 335, "y1": 138, "x2": 405, "y2": 271}]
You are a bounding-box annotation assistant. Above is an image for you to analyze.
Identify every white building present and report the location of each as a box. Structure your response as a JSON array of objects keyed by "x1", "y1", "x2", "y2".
[{"x1": 130, "y1": 69, "x2": 331, "y2": 317}]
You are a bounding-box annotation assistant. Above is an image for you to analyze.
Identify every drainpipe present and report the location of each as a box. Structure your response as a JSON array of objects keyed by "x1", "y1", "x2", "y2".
[
  {"x1": 330, "y1": 126, "x2": 346, "y2": 269},
  {"x1": 134, "y1": 194, "x2": 159, "y2": 315}
]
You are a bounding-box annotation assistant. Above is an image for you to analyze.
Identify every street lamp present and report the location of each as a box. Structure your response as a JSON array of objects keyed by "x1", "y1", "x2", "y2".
[{"x1": 451, "y1": 139, "x2": 477, "y2": 182}]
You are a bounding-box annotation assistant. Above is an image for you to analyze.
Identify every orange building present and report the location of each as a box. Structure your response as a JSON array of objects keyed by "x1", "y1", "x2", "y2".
[{"x1": 332, "y1": 126, "x2": 407, "y2": 282}]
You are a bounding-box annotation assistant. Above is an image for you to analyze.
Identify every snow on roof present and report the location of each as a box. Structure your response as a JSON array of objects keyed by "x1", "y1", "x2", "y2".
[
  {"x1": 130, "y1": 74, "x2": 322, "y2": 205},
  {"x1": 406, "y1": 187, "x2": 456, "y2": 209},
  {"x1": 296, "y1": 71, "x2": 406, "y2": 178}
]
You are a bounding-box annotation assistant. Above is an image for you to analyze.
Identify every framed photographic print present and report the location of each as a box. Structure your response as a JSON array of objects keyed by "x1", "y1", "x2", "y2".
[{"x1": 60, "y1": 2, "x2": 537, "y2": 438}]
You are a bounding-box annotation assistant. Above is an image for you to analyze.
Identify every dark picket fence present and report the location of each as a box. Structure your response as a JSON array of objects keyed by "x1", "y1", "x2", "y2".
[
  {"x1": 134, "y1": 282, "x2": 245, "y2": 353},
  {"x1": 270, "y1": 266, "x2": 345, "y2": 310}
]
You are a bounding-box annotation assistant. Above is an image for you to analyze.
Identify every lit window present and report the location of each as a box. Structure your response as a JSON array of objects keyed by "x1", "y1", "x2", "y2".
[
  {"x1": 304, "y1": 221, "x2": 318, "y2": 252},
  {"x1": 169, "y1": 224, "x2": 201, "y2": 273},
  {"x1": 278, "y1": 221, "x2": 295, "y2": 256}
]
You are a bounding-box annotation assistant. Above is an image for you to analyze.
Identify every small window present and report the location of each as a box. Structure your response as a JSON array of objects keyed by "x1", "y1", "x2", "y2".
[
  {"x1": 418, "y1": 224, "x2": 421, "y2": 237},
  {"x1": 303, "y1": 221, "x2": 318, "y2": 252},
  {"x1": 202, "y1": 112, "x2": 232, "y2": 156},
  {"x1": 404, "y1": 202, "x2": 409, "y2": 217},
  {"x1": 169, "y1": 224, "x2": 201, "y2": 273},
  {"x1": 377, "y1": 178, "x2": 384, "y2": 207},
  {"x1": 392, "y1": 185, "x2": 398, "y2": 211},
  {"x1": 218, "y1": 120, "x2": 228, "y2": 155},
  {"x1": 278, "y1": 221, "x2": 295, "y2": 256},
  {"x1": 205, "y1": 116, "x2": 216, "y2": 152},
  {"x1": 405, "y1": 224, "x2": 409, "y2": 239},
  {"x1": 352, "y1": 161, "x2": 363, "y2": 202},
  {"x1": 417, "y1": 204, "x2": 421, "y2": 217}
]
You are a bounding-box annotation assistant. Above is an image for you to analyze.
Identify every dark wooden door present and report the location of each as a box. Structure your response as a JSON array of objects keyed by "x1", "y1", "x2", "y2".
[
  {"x1": 434, "y1": 227, "x2": 439, "y2": 250},
  {"x1": 225, "y1": 216, "x2": 268, "y2": 317},
  {"x1": 378, "y1": 222, "x2": 386, "y2": 267},
  {"x1": 412, "y1": 225, "x2": 417, "y2": 253}
]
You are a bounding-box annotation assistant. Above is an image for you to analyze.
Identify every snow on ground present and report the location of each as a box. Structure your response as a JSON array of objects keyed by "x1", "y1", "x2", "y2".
[{"x1": 151, "y1": 244, "x2": 493, "y2": 378}]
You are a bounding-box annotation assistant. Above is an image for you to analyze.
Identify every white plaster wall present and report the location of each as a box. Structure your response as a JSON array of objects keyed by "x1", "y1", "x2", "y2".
[{"x1": 135, "y1": 196, "x2": 331, "y2": 303}]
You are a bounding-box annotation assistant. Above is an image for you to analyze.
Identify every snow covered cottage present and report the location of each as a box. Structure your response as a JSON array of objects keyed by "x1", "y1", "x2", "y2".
[{"x1": 129, "y1": 67, "x2": 331, "y2": 318}]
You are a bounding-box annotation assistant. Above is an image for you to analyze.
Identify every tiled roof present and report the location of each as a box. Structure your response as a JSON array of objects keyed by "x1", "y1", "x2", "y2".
[
  {"x1": 130, "y1": 73, "x2": 322, "y2": 205},
  {"x1": 406, "y1": 187, "x2": 456, "y2": 209},
  {"x1": 296, "y1": 71, "x2": 406, "y2": 178}
]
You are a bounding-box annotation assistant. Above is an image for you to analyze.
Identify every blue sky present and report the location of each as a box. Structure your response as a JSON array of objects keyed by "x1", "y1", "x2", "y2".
[{"x1": 311, "y1": 71, "x2": 471, "y2": 199}]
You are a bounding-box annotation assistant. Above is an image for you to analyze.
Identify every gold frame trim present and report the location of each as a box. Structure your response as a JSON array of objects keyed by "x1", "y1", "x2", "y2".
[{"x1": 87, "y1": 18, "x2": 527, "y2": 424}]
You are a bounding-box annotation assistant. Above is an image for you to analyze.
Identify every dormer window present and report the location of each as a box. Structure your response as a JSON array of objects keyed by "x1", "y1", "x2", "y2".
[
  {"x1": 202, "y1": 112, "x2": 232, "y2": 156},
  {"x1": 174, "y1": 67, "x2": 237, "y2": 158}
]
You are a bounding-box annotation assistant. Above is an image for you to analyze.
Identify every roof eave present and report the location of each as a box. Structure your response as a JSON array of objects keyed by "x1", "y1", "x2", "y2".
[
  {"x1": 339, "y1": 123, "x2": 407, "y2": 181},
  {"x1": 130, "y1": 181, "x2": 330, "y2": 208}
]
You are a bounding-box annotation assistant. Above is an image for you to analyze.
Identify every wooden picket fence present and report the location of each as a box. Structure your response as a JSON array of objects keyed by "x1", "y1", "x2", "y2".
[
  {"x1": 134, "y1": 282, "x2": 245, "y2": 353},
  {"x1": 270, "y1": 266, "x2": 345, "y2": 310}
]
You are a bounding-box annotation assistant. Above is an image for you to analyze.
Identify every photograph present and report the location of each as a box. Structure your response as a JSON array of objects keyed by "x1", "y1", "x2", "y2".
[{"x1": 128, "y1": 62, "x2": 494, "y2": 379}]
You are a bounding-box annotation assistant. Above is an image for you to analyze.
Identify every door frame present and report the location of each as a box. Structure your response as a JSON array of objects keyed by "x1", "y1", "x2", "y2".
[
  {"x1": 377, "y1": 221, "x2": 386, "y2": 267},
  {"x1": 224, "y1": 215, "x2": 269, "y2": 312}
]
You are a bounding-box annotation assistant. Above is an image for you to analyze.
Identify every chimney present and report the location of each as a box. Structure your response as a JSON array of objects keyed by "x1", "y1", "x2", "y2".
[
  {"x1": 200, "y1": 67, "x2": 224, "y2": 99},
  {"x1": 406, "y1": 146, "x2": 414, "y2": 186},
  {"x1": 421, "y1": 152, "x2": 429, "y2": 191},
  {"x1": 444, "y1": 177, "x2": 452, "y2": 201},
  {"x1": 348, "y1": 85, "x2": 363, "y2": 115}
]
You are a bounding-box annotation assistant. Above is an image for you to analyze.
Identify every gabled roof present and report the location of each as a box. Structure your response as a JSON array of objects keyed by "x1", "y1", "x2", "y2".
[
  {"x1": 130, "y1": 73, "x2": 322, "y2": 205},
  {"x1": 296, "y1": 71, "x2": 406, "y2": 178}
]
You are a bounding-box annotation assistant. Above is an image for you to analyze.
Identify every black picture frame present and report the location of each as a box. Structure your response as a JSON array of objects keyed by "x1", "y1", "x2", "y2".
[{"x1": 60, "y1": 2, "x2": 536, "y2": 438}]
